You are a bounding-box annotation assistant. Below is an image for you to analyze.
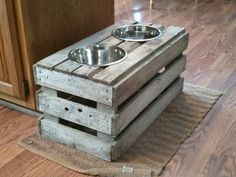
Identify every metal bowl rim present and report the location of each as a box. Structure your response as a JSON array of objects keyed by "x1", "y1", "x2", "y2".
[
  {"x1": 112, "y1": 24, "x2": 162, "y2": 42},
  {"x1": 68, "y1": 44, "x2": 128, "y2": 67}
]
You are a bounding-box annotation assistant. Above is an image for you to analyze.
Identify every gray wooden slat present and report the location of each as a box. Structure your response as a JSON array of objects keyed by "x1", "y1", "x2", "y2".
[
  {"x1": 37, "y1": 90, "x2": 114, "y2": 134},
  {"x1": 40, "y1": 116, "x2": 114, "y2": 161},
  {"x1": 40, "y1": 78, "x2": 183, "y2": 161},
  {"x1": 73, "y1": 66, "x2": 103, "y2": 79},
  {"x1": 73, "y1": 24, "x2": 164, "y2": 79},
  {"x1": 72, "y1": 24, "x2": 163, "y2": 79},
  {"x1": 118, "y1": 41, "x2": 142, "y2": 53},
  {"x1": 54, "y1": 59, "x2": 82, "y2": 74},
  {"x1": 111, "y1": 78, "x2": 184, "y2": 160},
  {"x1": 99, "y1": 36, "x2": 123, "y2": 45},
  {"x1": 35, "y1": 53, "x2": 68, "y2": 70},
  {"x1": 34, "y1": 65, "x2": 113, "y2": 106},
  {"x1": 113, "y1": 31, "x2": 189, "y2": 107},
  {"x1": 36, "y1": 56, "x2": 186, "y2": 136},
  {"x1": 57, "y1": 20, "x2": 133, "y2": 55},
  {"x1": 92, "y1": 26, "x2": 186, "y2": 85},
  {"x1": 72, "y1": 35, "x2": 123, "y2": 78},
  {"x1": 72, "y1": 34, "x2": 140, "y2": 79},
  {"x1": 36, "y1": 20, "x2": 132, "y2": 69},
  {"x1": 112, "y1": 55, "x2": 186, "y2": 136}
]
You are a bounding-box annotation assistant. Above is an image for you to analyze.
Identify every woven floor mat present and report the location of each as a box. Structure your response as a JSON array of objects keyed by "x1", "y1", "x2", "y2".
[{"x1": 19, "y1": 83, "x2": 222, "y2": 177}]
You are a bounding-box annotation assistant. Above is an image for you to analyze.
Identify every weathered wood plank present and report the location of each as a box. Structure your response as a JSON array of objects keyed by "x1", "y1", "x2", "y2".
[
  {"x1": 72, "y1": 24, "x2": 149, "y2": 79},
  {"x1": 40, "y1": 78, "x2": 183, "y2": 161},
  {"x1": 72, "y1": 35, "x2": 125, "y2": 78},
  {"x1": 36, "y1": 20, "x2": 132, "y2": 69},
  {"x1": 118, "y1": 41, "x2": 142, "y2": 53},
  {"x1": 72, "y1": 41, "x2": 151, "y2": 80},
  {"x1": 71, "y1": 39, "x2": 142, "y2": 79},
  {"x1": 113, "y1": 31, "x2": 189, "y2": 107},
  {"x1": 57, "y1": 20, "x2": 133, "y2": 55},
  {"x1": 97, "y1": 103, "x2": 117, "y2": 114},
  {"x1": 113, "y1": 55, "x2": 186, "y2": 136},
  {"x1": 35, "y1": 53, "x2": 68, "y2": 70},
  {"x1": 39, "y1": 116, "x2": 114, "y2": 161},
  {"x1": 72, "y1": 24, "x2": 163, "y2": 79},
  {"x1": 72, "y1": 66, "x2": 103, "y2": 79},
  {"x1": 37, "y1": 91, "x2": 114, "y2": 134},
  {"x1": 111, "y1": 77, "x2": 184, "y2": 160},
  {"x1": 34, "y1": 65, "x2": 113, "y2": 106},
  {"x1": 92, "y1": 26, "x2": 186, "y2": 85},
  {"x1": 37, "y1": 56, "x2": 185, "y2": 136},
  {"x1": 100, "y1": 36, "x2": 123, "y2": 46},
  {"x1": 97, "y1": 132, "x2": 115, "y2": 141},
  {"x1": 71, "y1": 36, "x2": 122, "y2": 79},
  {"x1": 54, "y1": 59, "x2": 82, "y2": 74}
]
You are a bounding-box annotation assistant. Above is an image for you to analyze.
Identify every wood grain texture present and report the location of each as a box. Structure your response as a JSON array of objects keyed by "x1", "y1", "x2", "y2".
[
  {"x1": 35, "y1": 65, "x2": 113, "y2": 106},
  {"x1": 37, "y1": 55, "x2": 185, "y2": 136},
  {"x1": 37, "y1": 88, "x2": 114, "y2": 134},
  {"x1": 1, "y1": 0, "x2": 236, "y2": 176},
  {"x1": 0, "y1": 0, "x2": 114, "y2": 109},
  {"x1": 112, "y1": 77, "x2": 184, "y2": 160},
  {"x1": 113, "y1": 31, "x2": 188, "y2": 107},
  {"x1": 18, "y1": 0, "x2": 114, "y2": 64},
  {"x1": 0, "y1": 106, "x2": 86, "y2": 177},
  {"x1": 92, "y1": 26, "x2": 186, "y2": 85},
  {"x1": 111, "y1": 0, "x2": 236, "y2": 176},
  {"x1": 39, "y1": 78, "x2": 183, "y2": 161},
  {"x1": 34, "y1": 23, "x2": 188, "y2": 109},
  {"x1": 0, "y1": 0, "x2": 25, "y2": 98},
  {"x1": 113, "y1": 56, "x2": 186, "y2": 136}
]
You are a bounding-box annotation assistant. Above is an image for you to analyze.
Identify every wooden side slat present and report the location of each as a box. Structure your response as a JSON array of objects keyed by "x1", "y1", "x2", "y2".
[
  {"x1": 54, "y1": 59, "x2": 82, "y2": 74},
  {"x1": 111, "y1": 78, "x2": 184, "y2": 160},
  {"x1": 113, "y1": 31, "x2": 189, "y2": 107},
  {"x1": 113, "y1": 55, "x2": 186, "y2": 136},
  {"x1": 36, "y1": 20, "x2": 131, "y2": 69},
  {"x1": 34, "y1": 26, "x2": 188, "y2": 107},
  {"x1": 34, "y1": 65, "x2": 113, "y2": 106},
  {"x1": 37, "y1": 91, "x2": 114, "y2": 134},
  {"x1": 40, "y1": 116, "x2": 114, "y2": 161},
  {"x1": 92, "y1": 26, "x2": 186, "y2": 85},
  {"x1": 37, "y1": 56, "x2": 185, "y2": 136},
  {"x1": 40, "y1": 78, "x2": 183, "y2": 161}
]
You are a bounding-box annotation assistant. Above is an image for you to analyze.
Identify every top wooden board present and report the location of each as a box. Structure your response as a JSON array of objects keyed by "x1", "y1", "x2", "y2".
[{"x1": 34, "y1": 21, "x2": 189, "y2": 106}]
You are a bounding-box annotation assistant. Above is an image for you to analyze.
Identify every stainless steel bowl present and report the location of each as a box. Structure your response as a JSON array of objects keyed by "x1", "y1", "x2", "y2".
[
  {"x1": 112, "y1": 24, "x2": 162, "y2": 42},
  {"x1": 68, "y1": 44, "x2": 127, "y2": 67}
]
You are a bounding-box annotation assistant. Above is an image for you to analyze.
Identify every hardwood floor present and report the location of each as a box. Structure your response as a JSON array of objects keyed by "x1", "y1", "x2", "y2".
[
  {"x1": 1, "y1": 0, "x2": 236, "y2": 176},
  {"x1": 0, "y1": 106, "x2": 87, "y2": 177}
]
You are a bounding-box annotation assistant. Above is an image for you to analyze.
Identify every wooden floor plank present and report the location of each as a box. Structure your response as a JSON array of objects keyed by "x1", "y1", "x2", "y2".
[
  {"x1": 197, "y1": 117, "x2": 236, "y2": 177},
  {"x1": 0, "y1": 150, "x2": 46, "y2": 177},
  {"x1": 22, "y1": 159, "x2": 86, "y2": 177},
  {"x1": 0, "y1": 142, "x2": 24, "y2": 169},
  {"x1": 0, "y1": 107, "x2": 86, "y2": 177}
]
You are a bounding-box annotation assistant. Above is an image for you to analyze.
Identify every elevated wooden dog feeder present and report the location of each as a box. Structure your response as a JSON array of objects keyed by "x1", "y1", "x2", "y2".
[{"x1": 34, "y1": 22, "x2": 189, "y2": 161}]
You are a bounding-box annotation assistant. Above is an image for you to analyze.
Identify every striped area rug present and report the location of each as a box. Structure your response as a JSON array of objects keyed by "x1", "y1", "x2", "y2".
[{"x1": 19, "y1": 83, "x2": 222, "y2": 177}]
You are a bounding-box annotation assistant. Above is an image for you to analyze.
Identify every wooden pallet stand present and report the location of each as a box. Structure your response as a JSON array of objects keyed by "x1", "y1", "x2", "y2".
[{"x1": 34, "y1": 21, "x2": 189, "y2": 161}]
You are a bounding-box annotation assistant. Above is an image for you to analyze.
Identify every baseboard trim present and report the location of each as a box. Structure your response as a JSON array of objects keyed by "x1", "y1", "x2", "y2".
[{"x1": 0, "y1": 99, "x2": 42, "y2": 118}]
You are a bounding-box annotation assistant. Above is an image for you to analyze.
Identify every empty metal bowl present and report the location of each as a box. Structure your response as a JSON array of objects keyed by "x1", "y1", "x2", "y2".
[
  {"x1": 68, "y1": 44, "x2": 127, "y2": 67},
  {"x1": 112, "y1": 24, "x2": 162, "y2": 42}
]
